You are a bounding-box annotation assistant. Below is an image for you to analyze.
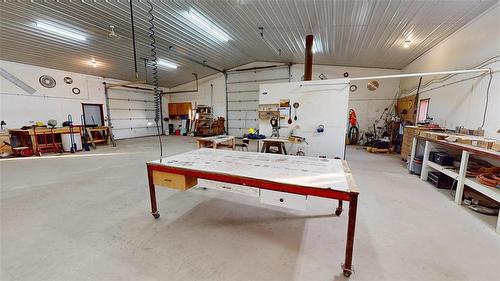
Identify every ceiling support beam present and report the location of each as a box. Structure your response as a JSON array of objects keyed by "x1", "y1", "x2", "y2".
[
  {"x1": 167, "y1": 46, "x2": 224, "y2": 73},
  {"x1": 304, "y1": 34, "x2": 314, "y2": 81}
]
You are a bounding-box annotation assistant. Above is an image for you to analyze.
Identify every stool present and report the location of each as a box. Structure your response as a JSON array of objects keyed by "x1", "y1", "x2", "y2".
[{"x1": 235, "y1": 138, "x2": 249, "y2": 151}]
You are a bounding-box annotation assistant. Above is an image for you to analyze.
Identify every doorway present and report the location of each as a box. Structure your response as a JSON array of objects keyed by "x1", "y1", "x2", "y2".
[{"x1": 82, "y1": 103, "x2": 104, "y2": 126}]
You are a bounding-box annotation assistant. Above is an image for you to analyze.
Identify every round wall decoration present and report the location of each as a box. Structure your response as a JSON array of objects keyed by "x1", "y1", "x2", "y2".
[
  {"x1": 39, "y1": 75, "x2": 56, "y2": 88},
  {"x1": 367, "y1": 80, "x2": 379, "y2": 91},
  {"x1": 349, "y1": 85, "x2": 358, "y2": 92},
  {"x1": 64, "y1": 77, "x2": 73, "y2": 84},
  {"x1": 72, "y1": 87, "x2": 81, "y2": 95}
]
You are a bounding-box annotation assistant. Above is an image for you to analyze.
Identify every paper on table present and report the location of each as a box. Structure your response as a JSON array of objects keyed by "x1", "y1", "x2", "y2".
[{"x1": 149, "y1": 148, "x2": 350, "y2": 192}]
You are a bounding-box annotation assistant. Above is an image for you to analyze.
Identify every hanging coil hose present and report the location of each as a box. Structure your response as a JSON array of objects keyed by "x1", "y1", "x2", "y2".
[{"x1": 147, "y1": 0, "x2": 163, "y2": 159}]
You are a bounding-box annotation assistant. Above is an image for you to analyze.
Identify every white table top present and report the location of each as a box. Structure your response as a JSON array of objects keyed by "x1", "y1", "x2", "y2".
[
  {"x1": 149, "y1": 148, "x2": 351, "y2": 192},
  {"x1": 197, "y1": 135, "x2": 235, "y2": 143}
]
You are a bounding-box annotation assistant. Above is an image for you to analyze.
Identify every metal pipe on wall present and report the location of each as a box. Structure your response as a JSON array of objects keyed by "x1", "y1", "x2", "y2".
[
  {"x1": 224, "y1": 72, "x2": 229, "y2": 133},
  {"x1": 299, "y1": 68, "x2": 491, "y2": 87},
  {"x1": 103, "y1": 82, "x2": 117, "y2": 147},
  {"x1": 161, "y1": 73, "x2": 199, "y2": 95},
  {"x1": 304, "y1": 34, "x2": 314, "y2": 81}
]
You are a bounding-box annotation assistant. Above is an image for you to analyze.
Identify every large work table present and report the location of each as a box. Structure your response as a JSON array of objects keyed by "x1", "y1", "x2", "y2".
[{"x1": 146, "y1": 148, "x2": 359, "y2": 277}]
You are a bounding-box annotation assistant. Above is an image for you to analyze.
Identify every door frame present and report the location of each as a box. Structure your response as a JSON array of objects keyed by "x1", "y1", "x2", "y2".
[{"x1": 82, "y1": 103, "x2": 104, "y2": 126}]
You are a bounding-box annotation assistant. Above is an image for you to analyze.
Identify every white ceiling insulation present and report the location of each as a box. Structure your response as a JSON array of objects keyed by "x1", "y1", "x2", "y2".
[{"x1": 0, "y1": 0, "x2": 497, "y2": 87}]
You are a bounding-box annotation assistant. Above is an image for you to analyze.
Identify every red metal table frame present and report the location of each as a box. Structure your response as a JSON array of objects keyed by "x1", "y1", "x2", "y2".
[{"x1": 146, "y1": 160, "x2": 359, "y2": 277}]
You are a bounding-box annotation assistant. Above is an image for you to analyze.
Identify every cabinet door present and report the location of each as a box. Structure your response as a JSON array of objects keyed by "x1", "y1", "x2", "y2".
[
  {"x1": 168, "y1": 103, "x2": 177, "y2": 116},
  {"x1": 180, "y1": 103, "x2": 191, "y2": 115}
]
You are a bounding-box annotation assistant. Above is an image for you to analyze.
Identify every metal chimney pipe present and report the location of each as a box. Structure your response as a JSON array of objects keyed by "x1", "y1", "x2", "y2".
[{"x1": 304, "y1": 34, "x2": 314, "y2": 81}]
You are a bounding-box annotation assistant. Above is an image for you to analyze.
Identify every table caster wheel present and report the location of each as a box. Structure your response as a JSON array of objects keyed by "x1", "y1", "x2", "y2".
[
  {"x1": 335, "y1": 209, "x2": 342, "y2": 216},
  {"x1": 341, "y1": 264, "x2": 353, "y2": 277},
  {"x1": 152, "y1": 212, "x2": 160, "y2": 219}
]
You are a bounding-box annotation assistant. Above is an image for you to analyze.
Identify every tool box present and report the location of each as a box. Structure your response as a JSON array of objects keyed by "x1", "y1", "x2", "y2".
[
  {"x1": 429, "y1": 151, "x2": 454, "y2": 166},
  {"x1": 427, "y1": 171, "x2": 456, "y2": 189}
]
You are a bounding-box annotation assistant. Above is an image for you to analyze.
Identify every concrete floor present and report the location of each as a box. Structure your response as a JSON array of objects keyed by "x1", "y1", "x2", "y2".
[{"x1": 1, "y1": 136, "x2": 499, "y2": 281}]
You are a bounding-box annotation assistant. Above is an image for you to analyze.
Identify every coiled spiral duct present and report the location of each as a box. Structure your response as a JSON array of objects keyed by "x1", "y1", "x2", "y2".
[{"x1": 147, "y1": 0, "x2": 163, "y2": 158}]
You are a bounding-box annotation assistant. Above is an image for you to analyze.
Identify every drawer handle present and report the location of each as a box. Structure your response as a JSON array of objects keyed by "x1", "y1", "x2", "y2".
[
  {"x1": 279, "y1": 198, "x2": 284, "y2": 202},
  {"x1": 163, "y1": 179, "x2": 172, "y2": 182}
]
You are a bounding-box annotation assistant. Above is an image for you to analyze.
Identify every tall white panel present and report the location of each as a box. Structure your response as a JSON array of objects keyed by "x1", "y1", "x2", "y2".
[{"x1": 259, "y1": 79, "x2": 349, "y2": 159}]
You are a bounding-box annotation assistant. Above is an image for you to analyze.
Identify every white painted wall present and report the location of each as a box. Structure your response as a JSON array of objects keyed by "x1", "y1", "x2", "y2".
[
  {"x1": 289, "y1": 64, "x2": 401, "y2": 133},
  {"x1": 0, "y1": 60, "x2": 108, "y2": 129},
  {"x1": 168, "y1": 62, "x2": 400, "y2": 136},
  {"x1": 400, "y1": 4, "x2": 500, "y2": 138},
  {"x1": 259, "y1": 79, "x2": 349, "y2": 158},
  {"x1": 0, "y1": 60, "x2": 169, "y2": 139}
]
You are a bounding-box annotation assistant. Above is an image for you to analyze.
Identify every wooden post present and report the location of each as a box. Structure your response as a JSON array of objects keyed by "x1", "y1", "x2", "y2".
[{"x1": 304, "y1": 34, "x2": 313, "y2": 81}]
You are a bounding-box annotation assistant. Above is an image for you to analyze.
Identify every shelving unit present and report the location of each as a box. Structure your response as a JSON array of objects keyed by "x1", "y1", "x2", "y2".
[{"x1": 411, "y1": 136, "x2": 500, "y2": 234}]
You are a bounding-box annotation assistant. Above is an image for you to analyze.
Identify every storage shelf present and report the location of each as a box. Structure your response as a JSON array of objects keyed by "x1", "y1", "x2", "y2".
[
  {"x1": 464, "y1": 177, "x2": 500, "y2": 202},
  {"x1": 414, "y1": 137, "x2": 500, "y2": 234},
  {"x1": 426, "y1": 161, "x2": 459, "y2": 179}
]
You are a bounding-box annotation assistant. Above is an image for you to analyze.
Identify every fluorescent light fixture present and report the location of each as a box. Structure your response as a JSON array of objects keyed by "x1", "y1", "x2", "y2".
[
  {"x1": 36, "y1": 21, "x2": 86, "y2": 41},
  {"x1": 185, "y1": 8, "x2": 230, "y2": 42},
  {"x1": 157, "y1": 59, "x2": 178, "y2": 69}
]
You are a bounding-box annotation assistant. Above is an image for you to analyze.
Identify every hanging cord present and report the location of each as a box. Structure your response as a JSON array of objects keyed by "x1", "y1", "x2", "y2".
[
  {"x1": 480, "y1": 69, "x2": 493, "y2": 128},
  {"x1": 129, "y1": 0, "x2": 139, "y2": 79},
  {"x1": 147, "y1": 0, "x2": 163, "y2": 159},
  {"x1": 401, "y1": 55, "x2": 500, "y2": 95}
]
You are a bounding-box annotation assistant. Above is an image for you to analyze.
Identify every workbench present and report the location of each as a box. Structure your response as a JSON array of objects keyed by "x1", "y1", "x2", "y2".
[
  {"x1": 9, "y1": 126, "x2": 110, "y2": 153},
  {"x1": 146, "y1": 149, "x2": 359, "y2": 277},
  {"x1": 197, "y1": 135, "x2": 235, "y2": 149},
  {"x1": 9, "y1": 126, "x2": 82, "y2": 153},
  {"x1": 411, "y1": 135, "x2": 500, "y2": 234},
  {"x1": 258, "y1": 138, "x2": 290, "y2": 154}
]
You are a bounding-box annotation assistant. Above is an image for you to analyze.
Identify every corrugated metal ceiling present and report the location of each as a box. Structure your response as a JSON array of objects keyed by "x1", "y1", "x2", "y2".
[{"x1": 0, "y1": 0, "x2": 497, "y2": 87}]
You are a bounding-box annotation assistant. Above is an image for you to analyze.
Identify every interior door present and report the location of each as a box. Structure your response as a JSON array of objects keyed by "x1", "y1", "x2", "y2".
[{"x1": 82, "y1": 103, "x2": 104, "y2": 126}]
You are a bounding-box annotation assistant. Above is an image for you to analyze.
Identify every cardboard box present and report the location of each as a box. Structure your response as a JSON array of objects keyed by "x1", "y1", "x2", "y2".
[
  {"x1": 492, "y1": 141, "x2": 500, "y2": 152},
  {"x1": 473, "y1": 129, "x2": 485, "y2": 136},
  {"x1": 475, "y1": 140, "x2": 495, "y2": 149},
  {"x1": 457, "y1": 138, "x2": 472, "y2": 145},
  {"x1": 458, "y1": 127, "x2": 484, "y2": 136},
  {"x1": 427, "y1": 132, "x2": 448, "y2": 140}
]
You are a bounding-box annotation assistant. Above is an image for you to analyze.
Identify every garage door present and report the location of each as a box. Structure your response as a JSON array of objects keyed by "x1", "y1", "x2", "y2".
[
  {"x1": 107, "y1": 88, "x2": 158, "y2": 139},
  {"x1": 226, "y1": 65, "x2": 290, "y2": 136}
]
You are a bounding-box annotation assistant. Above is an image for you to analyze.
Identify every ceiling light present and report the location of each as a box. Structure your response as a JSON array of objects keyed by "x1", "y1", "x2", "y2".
[
  {"x1": 36, "y1": 21, "x2": 86, "y2": 41},
  {"x1": 91, "y1": 58, "x2": 97, "y2": 67},
  {"x1": 185, "y1": 8, "x2": 230, "y2": 42},
  {"x1": 157, "y1": 59, "x2": 178, "y2": 69},
  {"x1": 403, "y1": 40, "x2": 411, "y2": 48}
]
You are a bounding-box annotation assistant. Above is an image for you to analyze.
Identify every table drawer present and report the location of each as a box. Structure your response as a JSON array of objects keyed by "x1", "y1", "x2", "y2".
[
  {"x1": 260, "y1": 189, "x2": 307, "y2": 211},
  {"x1": 199, "y1": 180, "x2": 259, "y2": 197},
  {"x1": 152, "y1": 170, "x2": 197, "y2": 191}
]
